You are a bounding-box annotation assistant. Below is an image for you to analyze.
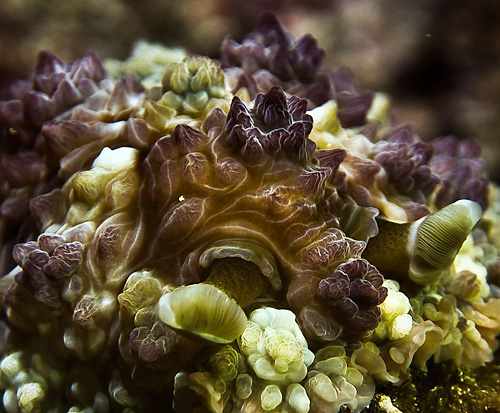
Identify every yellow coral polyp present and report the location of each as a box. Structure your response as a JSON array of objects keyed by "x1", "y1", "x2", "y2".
[
  {"x1": 103, "y1": 40, "x2": 187, "y2": 87},
  {"x1": 286, "y1": 383, "x2": 310, "y2": 413},
  {"x1": 365, "y1": 92, "x2": 391, "y2": 126},
  {"x1": 118, "y1": 271, "x2": 162, "y2": 316},
  {"x1": 444, "y1": 234, "x2": 490, "y2": 300},
  {"x1": 239, "y1": 322, "x2": 262, "y2": 354},
  {"x1": 235, "y1": 374, "x2": 253, "y2": 400},
  {"x1": 308, "y1": 100, "x2": 348, "y2": 147},
  {"x1": 388, "y1": 314, "x2": 413, "y2": 340},
  {"x1": 375, "y1": 280, "x2": 413, "y2": 341},
  {"x1": 238, "y1": 308, "x2": 314, "y2": 384},
  {"x1": 266, "y1": 332, "x2": 303, "y2": 369},
  {"x1": 260, "y1": 384, "x2": 282, "y2": 410},
  {"x1": 307, "y1": 372, "x2": 337, "y2": 403},
  {"x1": 17, "y1": 382, "x2": 45, "y2": 412}
]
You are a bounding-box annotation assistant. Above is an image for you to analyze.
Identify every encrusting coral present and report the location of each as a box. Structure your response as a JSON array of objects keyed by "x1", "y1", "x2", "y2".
[{"x1": 1, "y1": 12, "x2": 500, "y2": 413}]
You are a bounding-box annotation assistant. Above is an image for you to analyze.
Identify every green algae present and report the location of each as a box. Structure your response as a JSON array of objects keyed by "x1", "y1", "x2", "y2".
[{"x1": 367, "y1": 357, "x2": 500, "y2": 413}]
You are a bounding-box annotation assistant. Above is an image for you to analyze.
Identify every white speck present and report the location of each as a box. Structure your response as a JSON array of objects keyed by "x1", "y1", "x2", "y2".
[{"x1": 379, "y1": 395, "x2": 403, "y2": 413}]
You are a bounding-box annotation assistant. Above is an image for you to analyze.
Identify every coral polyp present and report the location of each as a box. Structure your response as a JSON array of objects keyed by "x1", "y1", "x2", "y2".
[{"x1": 1, "y1": 12, "x2": 500, "y2": 413}]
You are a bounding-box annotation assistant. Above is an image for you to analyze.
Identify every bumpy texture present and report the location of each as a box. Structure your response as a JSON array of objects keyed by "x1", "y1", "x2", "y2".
[{"x1": 1, "y1": 13, "x2": 500, "y2": 413}]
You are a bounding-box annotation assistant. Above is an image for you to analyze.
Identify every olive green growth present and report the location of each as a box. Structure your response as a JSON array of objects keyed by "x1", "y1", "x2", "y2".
[
  {"x1": 362, "y1": 219, "x2": 412, "y2": 276},
  {"x1": 368, "y1": 361, "x2": 500, "y2": 413},
  {"x1": 205, "y1": 257, "x2": 270, "y2": 307}
]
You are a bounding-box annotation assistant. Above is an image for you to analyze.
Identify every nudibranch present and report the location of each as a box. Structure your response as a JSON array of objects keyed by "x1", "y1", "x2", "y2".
[{"x1": 0, "y1": 12, "x2": 500, "y2": 413}]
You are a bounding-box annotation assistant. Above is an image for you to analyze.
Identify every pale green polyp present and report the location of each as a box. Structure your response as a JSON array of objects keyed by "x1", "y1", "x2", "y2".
[
  {"x1": 156, "y1": 284, "x2": 247, "y2": 344},
  {"x1": 286, "y1": 383, "x2": 310, "y2": 413},
  {"x1": 160, "y1": 55, "x2": 228, "y2": 117},
  {"x1": 169, "y1": 62, "x2": 190, "y2": 94},
  {"x1": 261, "y1": 384, "x2": 282, "y2": 411},
  {"x1": 408, "y1": 199, "x2": 483, "y2": 285}
]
